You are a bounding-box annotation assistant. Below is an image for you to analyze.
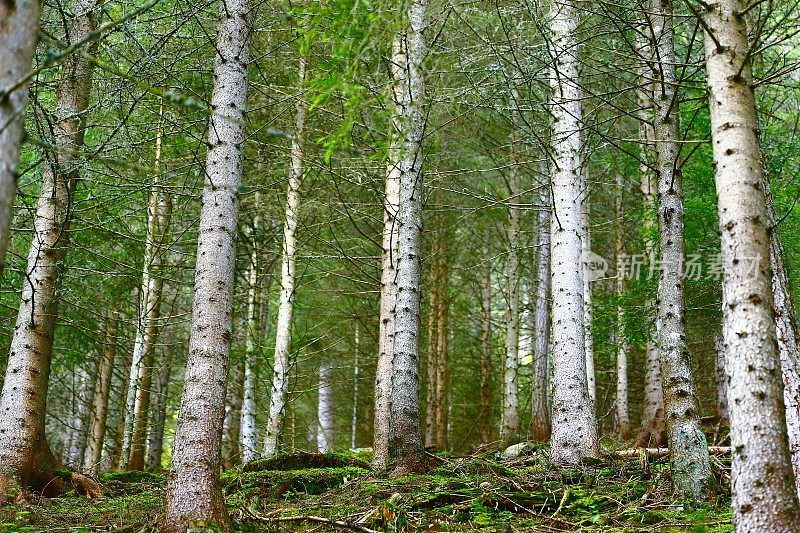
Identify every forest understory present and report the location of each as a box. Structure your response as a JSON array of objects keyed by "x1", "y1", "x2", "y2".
[{"x1": 0, "y1": 444, "x2": 733, "y2": 532}]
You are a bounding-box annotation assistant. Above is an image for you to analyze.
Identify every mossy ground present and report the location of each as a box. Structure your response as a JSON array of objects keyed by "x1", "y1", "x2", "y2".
[{"x1": 0, "y1": 449, "x2": 732, "y2": 532}]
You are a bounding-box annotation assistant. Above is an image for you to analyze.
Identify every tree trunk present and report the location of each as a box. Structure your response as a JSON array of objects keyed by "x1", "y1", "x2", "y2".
[
  {"x1": 634, "y1": 22, "x2": 667, "y2": 448},
  {"x1": 650, "y1": 0, "x2": 711, "y2": 502},
  {"x1": 373, "y1": 37, "x2": 404, "y2": 471},
  {"x1": 263, "y1": 57, "x2": 307, "y2": 457},
  {"x1": 765, "y1": 182, "x2": 800, "y2": 496},
  {"x1": 614, "y1": 171, "x2": 631, "y2": 439},
  {"x1": 67, "y1": 365, "x2": 97, "y2": 468},
  {"x1": 547, "y1": 0, "x2": 598, "y2": 465},
  {"x1": 351, "y1": 323, "x2": 360, "y2": 449},
  {"x1": 0, "y1": 0, "x2": 42, "y2": 280},
  {"x1": 388, "y1": 0, "x2": 428, "y2": 476},
  {"x1": 146, "y1": 343, "x2": 173, "y2": 471},
  {"x1": 582, "y1": 193, "x2": 596, "y2": 410},
  {"x1": 222, "y1": 361, "x2": 244, "y2": 467},
  {"x1": 0, "y1": 0, "x2": 97, "y2": 498},
  {"x1": 107, "y1": 350, "x2": 132, "y2": 471},
  {"x1": 317, "y1": 360, "x2": 334, "y2": 452},
  {"x1": 501, "y1": 128, "x2": 521, "y2": 446},
  {"x1": 83, "y1": 312, "x2": 117, "y2": 475},
  {"x1": 241, "y1": 205, "x2": 266, "y2": 463},
  {"x1": 703, "y1": 0, "x2": 800, "y2": 527},
  {"x1": 433, "y1": 261, "x2": 449, "y2": 451},
  {"x1": 530, "y1": 170, "x2": 551, "y2": 442},
  {"x1": 424, "y1": 252, "x2": 440, "y2": 448},
  {"x1": 128, "y1": 104, "x2": 170, "y2": 471},
  {"x1": 479, "y1": 242, "x2": 493, "y2": 444},
  {"x1": 714, "y1": 335, "x2": 729, "y2": 423},
  {"x1": 162, "y1": 0, "x2": 250, "y2": 528}
]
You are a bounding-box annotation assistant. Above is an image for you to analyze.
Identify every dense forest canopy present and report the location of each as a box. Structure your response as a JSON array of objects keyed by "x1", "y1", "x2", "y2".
[{"x1": 1, "y1": 0, "x2": 800, "y2": 530}]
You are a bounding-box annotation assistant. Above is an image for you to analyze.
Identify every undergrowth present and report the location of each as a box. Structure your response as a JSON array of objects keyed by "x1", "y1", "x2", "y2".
[{"x1": 0, "y1": 448, "x2": 733, "y2": 532}]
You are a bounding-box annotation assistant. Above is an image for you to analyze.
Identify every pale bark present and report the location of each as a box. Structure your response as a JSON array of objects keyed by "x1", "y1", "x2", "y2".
[
  {"x1": 501, "y1": 125, "x2": 521, "y2": 446},
  {"x1": 547, "y1": 0, "x2": 598, "y2": 465},
  {"x1": 650, "y1": 0, "x2": 711, "y2": 502},
  {"x1": 0, "y1": 0, "x2": 42, "y2": 280},
  {"x1": 162, "y1": 0, "x2": 251, "y2": 528},
  {"x1": 107, "y1": 350, "x2": 132, "y2": 471},
  {"x1": 530, "y1": 172, "x2": 551, "y2": 443},
  {"x1": 373, "y1": 41, "x2": 403, "y2": 471},
  {"x1": 128, "y1": 104, "x2": 170, "y2": 471},
  {"x1": 581, "y1": 194, "x2": 596, "y2": 409},
  {"x1": 263, "y1": 57, "x2": 307, "y2": 457},
  {"x1": 222, "y1": 361, "x2": 244, "y2": 467},
  {"x1": 0, "y1": 0, "x2": 97, "y2": 497},
  {"x1": 433, "y1": 264, "x2": 449, "y2": 451},
  {"x1": 714, "y1": 335, "x2": 729, "y2": 423},
  {"x1": 635, "y1": 23, "x2": 667, "y2": 448},
  {"x1": 83, "y1": 313, "x2": 117, "y2": 475},
  {"x1": 351, "y1": 323, "x2": 360, "y2": 449},
  {"x1": 317, "y1": 360, "x2": 334, "y2": 452},
  {"x1": 614, "y1": 172, "x2": 631, "y2": 438},
  {"x1": 765, "y1": 183, "x2": 800, "y2": 495},
  {"x1": 388, "y1": 0, "x2": 428, "y2": 475},
  {"x1": 424, "y1": 253, "x2": 440, "y2": 448},
  {"x1": 240, "y1": 207, "x2": 265, "y2": 463},
  {"x1": 67, "y1": 365, "x2": 96, "y2": 468},
  {"x1": 703, "y1": 0, "x2": 800, "y2": 527},
  {"x1": 479, "y1": 244, "x2": 493, "y2": 444},
  {"x1": 146, "y1": 343, "x2": 173, "y2": 471}
]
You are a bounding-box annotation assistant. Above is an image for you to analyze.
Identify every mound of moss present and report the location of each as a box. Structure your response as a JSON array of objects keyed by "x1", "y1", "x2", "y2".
[
  {"x1": 240, "y1": 450, "x2": 370, "y2": 473},
  {"x1": 223, "y1": 466, "x2": 370, "y2": 503}
]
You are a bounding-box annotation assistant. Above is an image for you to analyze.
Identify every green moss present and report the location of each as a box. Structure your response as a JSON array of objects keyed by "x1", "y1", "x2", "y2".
[
  {"x1": 239, "y1": 450, "x2": 370, "y2": 473},
  {"x1": 224, "y1": 466, "x2": 369, "y2": 501}
]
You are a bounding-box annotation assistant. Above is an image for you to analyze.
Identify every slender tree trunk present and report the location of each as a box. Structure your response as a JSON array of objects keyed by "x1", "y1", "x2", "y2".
[
  {"x1": 388, "y1": 0, "x2": 428, "y2": 476},
  {"x1": 635, "y1": 22, "x2": 667, "y2": 447},
  {"x1": 650, "y1": 0, "x2": 711, "y2": 502},
  {"x1": 501, "y1": 134, "x2": 521, "y2": 446},
  {"x1": 547, "y1": 0, "x2": 598, "y2": 465},
  {"x1": 714, "y1": 335, "x2": 729, "y2": 423},
  {"x1": 162, "y1": 0, "x2": 250, "y2": 528},
  {"x1": 765, "y1": 183, "x2": 800, "y2": 495},
  {"x1": 433, "y1": 263, "x2": 449, "y2": 451},
  {"x1": 373, "y1": 39, "x2": 404, "y2": 471},
  {"x1": 222, "y1": 361, "x2": 244, "y2": 467},
  {"x1": 424, "y1": 253, "x2": 440, "y2": 448},
  {"x1": 317, "y1": 360, "x2": 334, "y2": 452},
  {"x1": 128, "y1": 105, "x2": 170, "y2": 471},
  {"x1": 479, "y1": 243, "x2": 493, "y2": 444},
  {"x1": 582, "y1": 195, "x2": 596, "y2": 409},
  {"x1": 263, "y1": 57, "x2": 307, "y2": 457},
  {"x1": 241, "y1": 206, "x2": 266, "y2": 463},
  {"x1": 351, "y1": 323, "x2": 360, "y2": 449},
  {"x1": 83, "y1": 312, "x2": 117, "y2": 475},
  {"x1": 614, "y1": 172, "x2": 631, "y2": 438},
  {"x1": 0, "y1": 0, "x2": 97, "y2": 498},
  {"x1": 702, "y1": 1, "x2": 800, "y2": 527},
  {"x1": 530, "y1": 172, "x2": 551, "y2": 442},
  {"x1": 67, "y1": 365, "x2": 97, "y2": 468},
  {"x1": 108, "y1": 350, "x2": 132, "y2": 471},
  {"x1": 146, "y1": 343, "x2": 173, "y2": 471},
  {"x1": 0, "y1": 0, "x2": 42, "y2": 280}
]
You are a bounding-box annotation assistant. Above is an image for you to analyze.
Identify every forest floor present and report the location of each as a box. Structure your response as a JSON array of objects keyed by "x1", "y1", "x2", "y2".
[{"x1": 0, "y1": 445, "x2": 733, "y2": 532}]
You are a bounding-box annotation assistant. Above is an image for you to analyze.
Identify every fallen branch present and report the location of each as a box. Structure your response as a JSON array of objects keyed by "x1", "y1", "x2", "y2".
[
  {"x1": 244, "y1": 508, "x2": 380, "y2": 533},
  {"x1": 614, "y1": 446, "x2": 730, "y2": 459}
]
